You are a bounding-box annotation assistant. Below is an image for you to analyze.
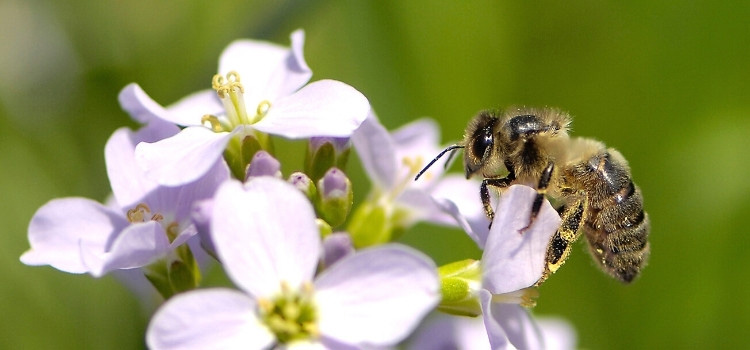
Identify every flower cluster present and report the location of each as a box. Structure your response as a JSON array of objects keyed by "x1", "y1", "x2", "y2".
[{"x1": 21, "y1": 30, "x2": 576, "y2": 349}]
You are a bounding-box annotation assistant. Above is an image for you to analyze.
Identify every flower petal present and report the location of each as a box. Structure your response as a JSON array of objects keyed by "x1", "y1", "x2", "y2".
[
  {"x1": 20, "y1": 198, "x2": 129, "y2": 274},
  {"x1": 393, "y1": 118, "x2": 452, "y2": 191},
  {"x1": 105, "y1": 124, "x2": 179, "y2": 209},
  {"x1": 536, "y1": 317, "x2": 578, "y2": 350},
  {"x1": 253, "y1": 79, "x2": 369, "y2": 139},
  {"x1": 408, "y1": 314, "x2": 491, "y2": 350},
  {"x1": 135, "y1": 126, "x2": 232, "y2": 186},
  {"x1": 118, "y1": 83, "x2": 224, "y2": 127},
  {"x1": 219, "y1": 29, "x2": 311, "y2": 104},
  {"x1": 211, "y1": 178, "x2": 320, "y2": 297},
  {"x1": 147, "y1": 288, "x2": 273, "y2": 350},
  {"x1": 139, "y1": 158, "x2": 230, "y2": 224},
  {"x1": 478, "y1": 290, "x2": 513, "y2": 350},
  {"x1": 314, "y1": 244, "x2": 439, "y2": 347},
  {"x1": 165, "y1": 89, "x2": 224, "y2": 126},
  {"x1": 479, "y1": 289, "x2": 544, "y2": 350},
  {"x1": 80, "y1": 221, "x2": 169, "y2": 277},
  {"x1": 430, "y1": 175, "x2": 491, "y2": 248},
  {"x1": 118, "y1": 83, "x2": 167, "y2": 124},
  {"x1": 351, "y1": 112, "x2": 397, "y2": 189},
  {"x1": 481, "y1": 185, "x2": 560, "y2": 294}
]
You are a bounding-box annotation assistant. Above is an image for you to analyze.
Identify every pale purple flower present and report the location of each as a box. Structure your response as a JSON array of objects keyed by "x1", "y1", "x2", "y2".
[
  {"x1": 409, "y1": 313, "x2": 576, "y2": 350},
  {"x1": 126, "y1": 30, "x2": 369, "y2": 186},
  {"x1": 478, "y1": 185, "x2": 561, "y2": 349},
  {"x1": 408, "y1": 314, "x2": 491, "y2": 350},
  {"x1": 147, "y1": 178, "x2": 440, "y2": 349},
  {"x1": 20, "y1": 122, "x2": 229, "y2": 277},
  {"x1": 351, "y1": 112, "x2": 489, "y2": 240}
]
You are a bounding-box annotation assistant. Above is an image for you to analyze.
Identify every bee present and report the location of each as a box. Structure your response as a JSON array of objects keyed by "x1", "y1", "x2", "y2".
[{"x1": 416, "y1": 107, "x2": 650, "y2": 283}]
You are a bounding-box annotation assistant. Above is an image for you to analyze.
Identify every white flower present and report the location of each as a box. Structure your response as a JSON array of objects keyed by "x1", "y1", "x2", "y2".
[
  {"x1": 121, "y1": 30, "x2": 370, "y2": 186},
  {"x1": 147, "y1": 178, "x2": 439, "y2": 349},
  {"x1": 409, "y1": 313, "x2": 576, "y2": 350},
  {"x1": 20, "y1": 121, "x2": 229, "y2": 277},
  {"x1": 350, "y1": 112, "x2": 490, "y2": 245},
  {"x1": 479, "y1": 185, "x2": 561, "y2": 349}
]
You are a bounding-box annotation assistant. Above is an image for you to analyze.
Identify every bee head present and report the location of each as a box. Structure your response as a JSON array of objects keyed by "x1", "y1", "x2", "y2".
[{"x1": 463, "y1": 110, "x2": 500, "y2": 179}]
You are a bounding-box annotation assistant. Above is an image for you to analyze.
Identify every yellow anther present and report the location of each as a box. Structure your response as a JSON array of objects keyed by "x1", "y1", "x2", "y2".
[
  {"x1": 303, "y1": 323, "x2": 320, "y2": 338},
  {"x1": 127, "y1": 203, "x2": 152, "y2": 223},
  {"x1": 166, "y1": 222, "x2": 180, "y2": 242},
  {"x1": 212, "y1": 71, "x2": 244, "y2": 98},
  {"x1": 257, "y1": 100, "x2": 272, "y2": 117},
  {"x1": 301, "y1": 281, "x2": 315, "y2": 295},
  {"x1": 402, "y1": 156, "x2": 426, "y2": 177},
  {"x1": 520, "y1": 287, "x2": 540, "y2": 308},
  {"x1": 201, "y1": 115, "x2": 224, "y2": 132},
  {"x1": 257, "y1": 297, "x2": 273, "y2": 313}
]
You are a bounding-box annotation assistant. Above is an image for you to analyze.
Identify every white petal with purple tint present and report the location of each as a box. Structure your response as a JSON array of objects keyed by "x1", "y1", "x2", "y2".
[{"x1": 211, "y1": 178, "x2": 320, "y2": 298}]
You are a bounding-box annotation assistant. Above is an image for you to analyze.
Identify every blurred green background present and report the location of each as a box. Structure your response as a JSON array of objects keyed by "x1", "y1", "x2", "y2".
[{"x1": 2, "y1": 1, "x2": 749, "y2": 348}]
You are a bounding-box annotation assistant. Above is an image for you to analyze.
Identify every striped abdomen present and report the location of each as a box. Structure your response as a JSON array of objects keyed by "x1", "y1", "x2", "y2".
[{"x1": 577, "y1": 149, "x2": 651, "y2": 283}]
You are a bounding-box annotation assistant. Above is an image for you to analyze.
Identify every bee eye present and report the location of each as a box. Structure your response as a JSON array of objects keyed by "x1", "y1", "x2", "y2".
[{"x1": 472, "y1": 127, "x2": 493, "y2": 159}]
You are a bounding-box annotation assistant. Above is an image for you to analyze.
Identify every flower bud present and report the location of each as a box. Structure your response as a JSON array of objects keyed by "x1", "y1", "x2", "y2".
[
  {"x1": 288, "y1": 172, "x2": 318, "y2": 203},
  {"x1": 321, "y1": 232, "x2": 355, "y2": 268},
  {"x1": 305, "y1": 137, "x2": 351, "y2": 182},
  {"x1": 245, "y1": 150, "x2": 282, "y2": 181},
  {"x1": 315, "y1": 168, "x2": 353, "y2": 227}
]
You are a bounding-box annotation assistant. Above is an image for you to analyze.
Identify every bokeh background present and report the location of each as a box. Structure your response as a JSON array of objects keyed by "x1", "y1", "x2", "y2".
[{"x1": 2, "y1": 1, "x2": 749, "y2": 348}]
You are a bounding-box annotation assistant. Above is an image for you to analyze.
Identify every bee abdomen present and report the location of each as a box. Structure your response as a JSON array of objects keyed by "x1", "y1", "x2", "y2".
[
  {"x1": 585, "y1": 210, "x2": 650, "y2": 283},
  {"x1": 578, "y1": 150, "x2": 651, "y2": 283}
]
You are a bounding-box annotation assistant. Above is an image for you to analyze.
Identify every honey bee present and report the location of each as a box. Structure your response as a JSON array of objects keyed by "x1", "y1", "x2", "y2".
[{"x1": 416, "y1": 107, "x2": 650, "y2": 283}]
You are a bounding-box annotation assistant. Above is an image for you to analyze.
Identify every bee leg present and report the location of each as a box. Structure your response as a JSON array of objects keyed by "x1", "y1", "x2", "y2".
[
  {"x1": 520, "y1": 161, "x2": 555, "y2": 233},
  {"x1": 536, "y1": 196, "x2": 586, "y2": 285},
  {"x1": 481, "y1": 177, "x2": 513, "y2": 228}
]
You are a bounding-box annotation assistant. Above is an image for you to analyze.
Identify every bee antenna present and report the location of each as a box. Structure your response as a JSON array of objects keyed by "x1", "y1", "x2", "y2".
[{"x1": 414, "y1": 144, "x2": 465, "y2": 181}]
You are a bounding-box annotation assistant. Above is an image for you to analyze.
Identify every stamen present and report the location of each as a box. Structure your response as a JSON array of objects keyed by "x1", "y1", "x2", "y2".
[
  {"x1": 490, "y1": 287, "x2": 540, "y2": 308},
  {"x1": 127, "y1": 203, "x2": 152, "y2": 223},
  {"x1": 165, "y1": 222, "x2": 180, "y2": 242},
  {"x1": 201, "y1": 115, "x2": 225, "y2": 132},
  {"x1": 212, "y1": 71, "x2": 244, "y2": 98},
  {"x1": 256, "y1": 100, "x2": 272, "y2": 118},
  {"x1": 260, "y1": 281, "x2": 318, "y2": 344},
  {"x1": 403, "y1": 156, "x2": 426, "y2": 178},
  {"x1": 212, "y1": 71, "x2": 249, "y2": 126},
  {"x1": 257, "y1": 297, "x2": 274, "y2": 313},
  {"x1": 385, "y1": 156, "x2": 426, "y2": 202}
]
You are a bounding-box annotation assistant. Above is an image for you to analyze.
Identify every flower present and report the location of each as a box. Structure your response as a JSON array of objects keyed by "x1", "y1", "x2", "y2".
[
  {"x1": 146, "y1": 177, "x2": 440, "y2": 349},
  {"x1": 20, "y1": 121, "x2": 229, "y2": 280},
  {"x1": 434, "y1": 185, "x2": 561, "y2": 348},
  {"x1": 479, "y1": 185, "x2": 561, "y2": 349},
  {"x1": 125, "y1": 30, "x2": 370, "y2": 185},
  {"x1": 348, "y1": 112, "x2": 490, "y2": 246},
  {"x1": 409, "y1": 313, "x2": 576, "y2": 350}
]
